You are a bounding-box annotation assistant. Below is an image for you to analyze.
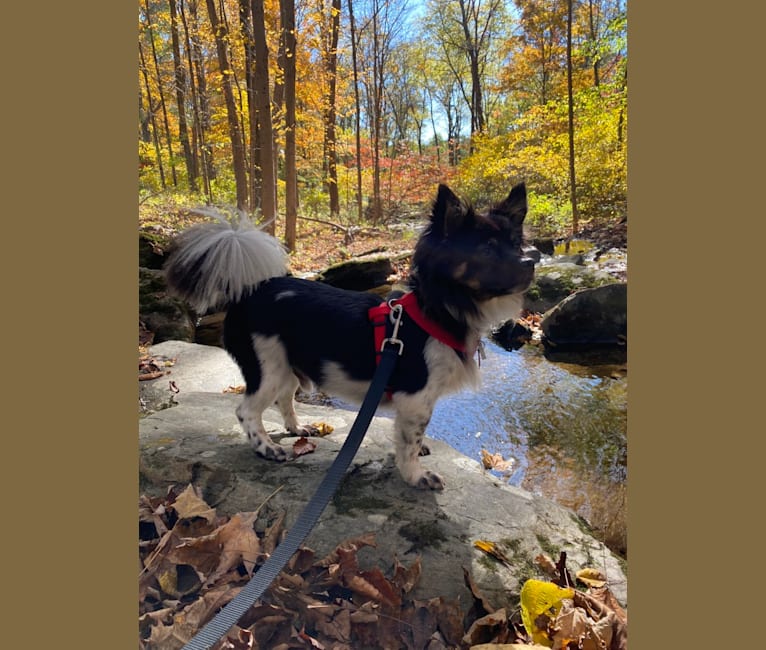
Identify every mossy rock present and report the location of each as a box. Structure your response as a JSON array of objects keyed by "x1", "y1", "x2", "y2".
[
  {"x1": 139, "y1": 234, "x2": 166, "y2": 270},
  {"x1": 524, "y1": 262, "x2": 617, "y2": 314},
  {"x1": 139, "y1": 267, "x2": 196, "y2": 343}
]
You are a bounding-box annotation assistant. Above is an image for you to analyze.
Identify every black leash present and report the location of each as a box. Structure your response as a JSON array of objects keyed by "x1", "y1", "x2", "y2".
[{"x1": 181, "y1": 338, "x2": 402, "y2": 650}]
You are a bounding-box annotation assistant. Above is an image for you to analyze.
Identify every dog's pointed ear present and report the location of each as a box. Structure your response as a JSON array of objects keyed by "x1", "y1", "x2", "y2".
[
  {"x1": 432, "y1": 184, "x2": 468, "y2": 236},
  {"x1": 495, "y1": 182, "x2": 527, "y2": 225}
]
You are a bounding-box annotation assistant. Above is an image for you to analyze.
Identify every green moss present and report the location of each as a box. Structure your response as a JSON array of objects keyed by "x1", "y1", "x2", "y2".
[
  {"x1": 496, "y1": 537, "x2": 539, "y2": 584},
  {"x1": 477, "y1": 554, "x2": 499, "y2": 574},
  {"x1": 535, "y1": 534, "x2": 560, "y2": 558},
  {"x1": 332, "y1": 492, "x2": 391, "y2": 515},
  {"x1": 398, "y1": 520, "x2": 447, "y2": 549},
  {"x1": 569, "y1": 512, "x2": 595, "y2": 537}
]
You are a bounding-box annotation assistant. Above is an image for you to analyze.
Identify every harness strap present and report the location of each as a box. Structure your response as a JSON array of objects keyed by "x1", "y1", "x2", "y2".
[
  {"x1": 368, "y1": 293, "x2": 467, "y2": 370},
  {"x1": 394, "y1": 292, "x2": 466, "y2": 353},
  {"x1": 181, "y1": 345, "x2": 401, "y2": 650}
]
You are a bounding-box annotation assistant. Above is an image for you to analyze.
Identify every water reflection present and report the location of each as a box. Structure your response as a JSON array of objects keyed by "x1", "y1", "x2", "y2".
[{"x1": 428, "y1": 342, "x2": 627, "y2": 556}]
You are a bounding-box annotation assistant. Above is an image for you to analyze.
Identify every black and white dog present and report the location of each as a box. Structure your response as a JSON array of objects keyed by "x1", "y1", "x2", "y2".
[{"x1": 165, "y1": 183, "x2": 539, "y2": 490}]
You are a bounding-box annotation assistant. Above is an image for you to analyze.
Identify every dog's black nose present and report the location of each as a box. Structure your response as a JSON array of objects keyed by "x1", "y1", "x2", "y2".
[{"x1": 522, "y1": 246, "x2": 541, "y2": 265}]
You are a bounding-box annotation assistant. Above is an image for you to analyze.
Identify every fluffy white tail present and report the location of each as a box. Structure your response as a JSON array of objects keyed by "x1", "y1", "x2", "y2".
[{"x1": 164, "y1": 216, "x2": 288, "y2": 313}]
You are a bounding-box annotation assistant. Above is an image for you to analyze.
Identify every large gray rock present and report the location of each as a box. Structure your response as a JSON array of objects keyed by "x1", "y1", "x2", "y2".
[
  {"x1": 139, "y1": 342, "x2": 627, "y2": 611},
  {"x1": 541, "y1": 283, "x2": 627, "y2": 348}
]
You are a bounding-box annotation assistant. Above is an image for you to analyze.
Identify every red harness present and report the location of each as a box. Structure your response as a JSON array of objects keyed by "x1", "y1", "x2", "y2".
[{"x1": 368, "y1": 292, "x2": 466, "y2": 367}]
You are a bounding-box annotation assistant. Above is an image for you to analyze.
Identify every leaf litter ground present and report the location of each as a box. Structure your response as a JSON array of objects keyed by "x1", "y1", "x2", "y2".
[{"x1": 139, "y1": 485, "x2": 626, "y2": 649}]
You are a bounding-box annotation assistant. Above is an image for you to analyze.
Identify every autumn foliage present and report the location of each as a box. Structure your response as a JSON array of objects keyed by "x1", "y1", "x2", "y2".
[{"x1": 139, "y1": 0, "x2": 627, "y2": 242}]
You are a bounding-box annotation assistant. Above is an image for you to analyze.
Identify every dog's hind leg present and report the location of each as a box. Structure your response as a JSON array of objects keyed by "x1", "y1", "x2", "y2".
[
  {"x1": 233, "y1": 335, "x2": 298, "y2": 462},
  {"x1": 275, "y1": 374, "x2": 310, "y2": 435},
  {"x1": 391, "y1": 394, "x2": 445, "y2": 490}
]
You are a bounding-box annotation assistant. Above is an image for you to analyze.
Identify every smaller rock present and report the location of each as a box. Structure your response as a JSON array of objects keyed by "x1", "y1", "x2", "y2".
[
  {"x1": 491, "y1": 320, "x2": 532, "y2": 351},
  {"x1": 530, "y1": 237, "x2": 554, "y2": 256}
]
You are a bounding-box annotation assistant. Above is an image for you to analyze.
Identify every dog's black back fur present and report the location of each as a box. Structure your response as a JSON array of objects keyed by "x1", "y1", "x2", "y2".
[{"x1": 223, "y1": 276, "x2": 433, "y2": 396}]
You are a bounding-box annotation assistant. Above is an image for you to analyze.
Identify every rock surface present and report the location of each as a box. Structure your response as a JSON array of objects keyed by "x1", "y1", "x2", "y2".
[
  {"x1": 139, "y1": 341, "x2": 627, "y2": 612},
  {"x1": 523, "y1": 262, "x2": 617, "y2": 314},
  {"x1": 139, "y1": 268, "x2": 195, "y2": 343},
  {"x1": 541, "y1": 283, "x2": 627, "y2": 348},
  {"x1": 316, "y1": 254, "x2": 395, "y2": 291}
]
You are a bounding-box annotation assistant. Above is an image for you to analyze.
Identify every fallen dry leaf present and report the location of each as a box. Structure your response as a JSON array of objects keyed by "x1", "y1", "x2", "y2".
[
  {"x1": 534, "y1": 553, "x2": 558, "y2": 577},
  {"x1": 292, "y1": 436, "x2": 317, "y2": 457},
  {"x1": 307, "y1": 422, "x2": 334, "y2": 436},
  {"x1": 474, "y1": 540, "x2": 512, "y2": 567},
  {"x1": 172, "y1": 511, "x2": 262, "y2": 587},
  {"x1": 480, "y1": 449, "x2": 515, "y2": 473},
  {"x1": 223, "y1": 385, "x2": 246, "y2": 394},
  {"x1": 171, "y1": 485, "x2": 216, "y2": 523},
  {"x1": 576, "y1": 567, "x2": 607, "y2": 589}
]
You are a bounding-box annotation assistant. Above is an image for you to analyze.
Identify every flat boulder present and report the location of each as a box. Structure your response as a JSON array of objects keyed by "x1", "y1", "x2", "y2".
[{"x1": 139, "y1": 342, "x2": 627, "y2": 611}]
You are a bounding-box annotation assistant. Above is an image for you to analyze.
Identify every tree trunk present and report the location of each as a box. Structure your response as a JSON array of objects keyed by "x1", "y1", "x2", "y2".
[
  {"x1": 348, "y1": 0, "x2": 363, "y2": 223},
  {"x1": 566, "y1": 0, "x2": 579, "y2": 235},
  {"x1": 280, "y1": 0, "x2": 297, "y2": 251},
  {"x1": 370, "y1": 8, "x2": 384, "y2": 224},
  {"x1": 239, "y1": 0, "x2": 260, "y2": 214},
  {"x1": 179, "y1": 0, "x2": 213, "y2": 202},
  {"x1": 251, "y1": 0, "x2": 277, "y2": 231},
  {"x1": 205, "y1": 0, "x2": 249, "y2": 210},
  {"x1": 138, "y1": 39, "x2": 166, "y2": 188},
  {"x1": 168, "y1": 0, "x2": 197, "y2": 191},
  {"x1": 323, "y1": 0, "x2": 341, "y2": 218},
  {"x1": 588, "y1": 0, "x2": 601, "y2": 87},
  {"x1": 143, "y1": 0, "x2": 178, "y2": 187},
  {"x1": 187, "y1": 0, "x2": 216, "y2": 193},
  {"x1": 139, "y1": 92, "x2": 151, "y2": 143}
]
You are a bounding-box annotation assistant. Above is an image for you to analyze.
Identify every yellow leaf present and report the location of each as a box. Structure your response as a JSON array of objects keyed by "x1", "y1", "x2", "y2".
[
  {"x1": 520, "y1": 579, "x2": 575, "y2": 647},
  {"x1": 473, "y1": 540, "x2": 512, "y2": 566}
]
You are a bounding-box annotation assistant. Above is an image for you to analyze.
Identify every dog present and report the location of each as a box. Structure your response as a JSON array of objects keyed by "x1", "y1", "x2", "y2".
[{"x1": 164, "y1": 183, "x2": 539, "y2": 490}]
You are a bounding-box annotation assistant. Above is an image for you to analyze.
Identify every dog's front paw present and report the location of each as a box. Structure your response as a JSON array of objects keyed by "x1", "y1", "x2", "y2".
[
  {"x1": 252, "y1": 439, "x2": 289, "y2": 462},
  {"x1": 415, "y1": 470, "x2": 445, "y2": 490}
]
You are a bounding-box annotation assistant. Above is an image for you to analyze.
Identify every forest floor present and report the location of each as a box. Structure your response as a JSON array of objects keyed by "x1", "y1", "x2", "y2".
[
  {"x1": 283, "y1": 215, "x2": 627, "y2": 277},
  {"x1": 139, "y1": 205, "x2": 627, "y2": 280}
]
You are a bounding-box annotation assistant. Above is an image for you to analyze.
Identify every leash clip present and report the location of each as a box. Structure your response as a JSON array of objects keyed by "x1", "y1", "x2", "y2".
[{"x1": 381, "y1": 301, "x2": 405, "y2": 355}]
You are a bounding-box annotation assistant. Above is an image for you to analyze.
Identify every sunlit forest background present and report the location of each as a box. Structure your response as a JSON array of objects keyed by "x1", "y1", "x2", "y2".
[{"x1": 139, "y1": 0, "x2": 626, "y2": 250}]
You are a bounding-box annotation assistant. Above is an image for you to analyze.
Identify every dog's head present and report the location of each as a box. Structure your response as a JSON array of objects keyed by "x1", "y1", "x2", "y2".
[{"x1": 412, "y1": 183, "x2": 539, "y2": 304}]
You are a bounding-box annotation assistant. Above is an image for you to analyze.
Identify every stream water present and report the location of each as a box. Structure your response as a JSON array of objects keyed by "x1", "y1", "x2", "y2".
[{"x1": 428, "y1": 341, "x2": 628, "y2": 556}]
